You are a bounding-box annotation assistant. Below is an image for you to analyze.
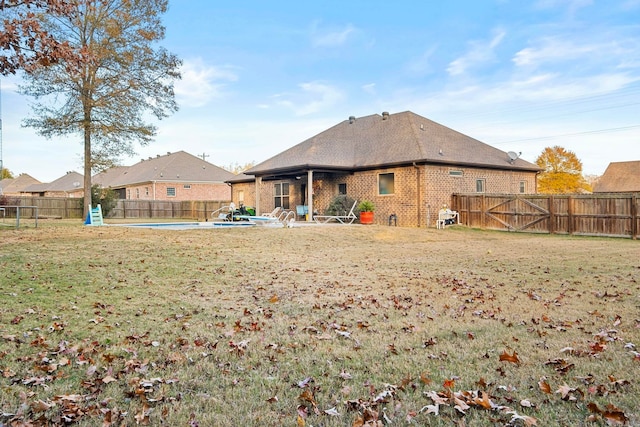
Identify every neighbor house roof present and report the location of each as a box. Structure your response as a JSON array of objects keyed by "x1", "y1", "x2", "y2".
[
  {"x1": 93, "y1": 151, "x2": 235, "y2": 187},
  {"x1": 593, "y1": 161, "x2": 640, "y2": 192},
  {"x1": 0, "y1": 174, "x2": 41, "y2": 194},
  {"x1": 245, "y1": 111, "x2": 540, "y2": 176},
  {"x1": 23, "y1": 171, "x2": 83, "y2": 193}
]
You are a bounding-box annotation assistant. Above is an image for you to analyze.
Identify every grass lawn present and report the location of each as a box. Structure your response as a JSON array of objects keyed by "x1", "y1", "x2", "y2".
[{"x1": 1, "y1": 221, "x2": 639, "y2": 426}]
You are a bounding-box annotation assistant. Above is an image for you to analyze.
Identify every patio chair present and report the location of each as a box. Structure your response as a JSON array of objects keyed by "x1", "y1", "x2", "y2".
[
  {"x1": 296, "y1": 205, "x2": 308, "y2": 220},
  {"x1": 436, "y1": 207, "x2": 459, "y2": 229},
  {"x1": 261, "y1": 206, "x2": 282, "y2": 218},
  {"x1": 313, "y1": 200, "x2": 358, "y2": 224}
]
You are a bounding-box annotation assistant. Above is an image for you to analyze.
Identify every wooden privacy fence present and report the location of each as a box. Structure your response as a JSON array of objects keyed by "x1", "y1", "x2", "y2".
[
  {"x1": 109, "y1": 200, "x2": 228, "y2": 219},
  {"x1": 4, "y1": 197, "x2": 230, "y2": 220},
  {"x1": 451, "y1": 193, "x2": 639, "y2": 239}
]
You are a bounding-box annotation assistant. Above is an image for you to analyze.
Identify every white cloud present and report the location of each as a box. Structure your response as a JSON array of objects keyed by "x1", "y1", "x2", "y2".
[
  {"x1": 311, "y1": 22, "x2": 357, "y2": 47},
  {"x1": 174, "y1": 59, "x2": 238, "y2": 108},
  {"x1": 447, "y1": 29, "x2": 506, "y2": 76},
  {"x1": 404, "y1": 46, "x2": 438, "y2": 76},
  {"x1": 361, "y1": 83, "x2": 376, "y2": 95},
  {"x1": 513, "y1": 37, "x2": 595, "y2": 67},
  {"x1": 274, "y1": 81, "x2": 344, "y2": 116}
]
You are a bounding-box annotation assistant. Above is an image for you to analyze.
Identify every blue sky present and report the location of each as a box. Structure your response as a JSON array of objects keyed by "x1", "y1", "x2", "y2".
[{"x1": 2, "y1": 0, "x2": 639, "y2": 182}]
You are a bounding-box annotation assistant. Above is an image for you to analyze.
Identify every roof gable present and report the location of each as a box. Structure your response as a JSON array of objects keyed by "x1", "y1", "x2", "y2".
[
  {"x1": 94, "y1": 151, "x2": 236, "y2": 187},
  {"x1": 23, "y1": 171, "x2": 83, "y2": 192},
  {"x1": 0, "y1": 174, "x2": 42, "y2": 193},
  {"x1": 247, "y1": 111, "x2": 539, "y2": 175},
  {"x1": 593, "y1": 161, "x2": 640, "y2": 192}
]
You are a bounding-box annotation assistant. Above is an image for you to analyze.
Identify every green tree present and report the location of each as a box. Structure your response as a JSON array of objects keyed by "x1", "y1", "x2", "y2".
[
  {"x1": 19, "y1": 0, "x2": 181, "y2": 218},
  {"x1": 1, "y1": 167, "x2": 15, "y2": 179},
  {"x1": 536, "y1": 146, "x2": 592, "y2": 194},
  {"x1": 90, "y1": 184, "x2": 116, "y2": 217}
]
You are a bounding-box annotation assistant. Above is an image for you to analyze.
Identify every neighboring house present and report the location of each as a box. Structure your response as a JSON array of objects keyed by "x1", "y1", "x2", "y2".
[
  {"x1": 592, "y1": 161, "x2": 640, "y2": 193},
  {"x1": 22, "y1": 171, "x2": 84, "y2": 197},
  {"x1": 233, "y1": 111, "x2": 541, "y2": 227},
  {"x1": 0, "y1": 174, "x2": 42, "y2": 196},
  {"x1": 93, "y1": 151, "x2": 235, "y2": 201}
]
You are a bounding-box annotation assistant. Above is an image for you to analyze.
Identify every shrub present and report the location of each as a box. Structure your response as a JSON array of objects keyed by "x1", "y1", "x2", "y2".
[
  {"x1": 325, "y1": 194, "x2": 357, "y2": 215},
  {"x1": 90, "y1": 185, "x2": 117, "y2": 217},
  {"x1": 358, "y1": 200, "x2": 375, "y2": 212}
]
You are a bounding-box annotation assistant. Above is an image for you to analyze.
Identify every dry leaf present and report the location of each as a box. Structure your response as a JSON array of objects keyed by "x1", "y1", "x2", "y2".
[
  {"x1": 539, "y1": 377, "x2": 552, "y2": 393},
  {"x1": 499, "y1": 350, "x2": 520, "y2": 364}
]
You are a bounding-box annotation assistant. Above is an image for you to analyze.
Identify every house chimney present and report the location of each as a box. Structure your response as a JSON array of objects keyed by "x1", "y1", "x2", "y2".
[
  {"x1": 349, "y1": 116, "x2": 356, "y2": 124},
  {"x1": 382, "y1": 111, "x2": 389, "y2": 120}
]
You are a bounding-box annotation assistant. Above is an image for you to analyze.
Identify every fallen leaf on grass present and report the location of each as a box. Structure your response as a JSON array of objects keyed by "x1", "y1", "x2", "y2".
[
  {"x1": 587, "y1": 402, "x2": 629, "y2": 425},
  {"x1": 499, "y1": 350, "x2": 520, "y2": 364},
  {"x1": 555, "y1": 384, "x2": 583, "y2": 401},
  {"x1": 538, "y1": 378, "x2": 551, "y2": 394},
  {"x1": 324, "y1": 407, "x2": 340, "y2": 416}
]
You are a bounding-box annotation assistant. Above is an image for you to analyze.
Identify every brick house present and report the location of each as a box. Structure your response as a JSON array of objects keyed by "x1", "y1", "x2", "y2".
[
  {"x1": 592, "y1": 161, "x2": 640, "y2": 192},
  {"x1": 0, "y1": 173, "x2": 42, "y2": 197},
  {"x1": 232, "y1": 111, "x2": 541, "y2": 227},
  {"x1": 21, "y1": 171, "x2": 84, "y2": 197},
  {"x1": 94, "y1": 151, "x2": 235, "y2": 201}
]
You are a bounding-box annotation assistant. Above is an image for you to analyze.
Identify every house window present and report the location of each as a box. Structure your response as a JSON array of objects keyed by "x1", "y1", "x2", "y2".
[
  {"x1": 183, "y1": 184, "x2": 191, "y2": 189},
  {"x1": 127, "y1": 189, "x2": 131, "y2": 199},
  {"x1": 519, "y1": 181, "x2": 526, "y2": 193},
  {"x1": 476, "y1": 179, "x2": 486, "y2": 193},
  {"x1": 378, "y1": 173, "x2": 395, "y2": 195},
  {"x1": 145, "y1": 187, "x2": 149, "y2": 196},
  {"x1": 449, "y1": 170, "x2": 463, "y2": 177},
  {"x1": 338, "y1": 183, "x2": 347, "y2": 195},
  {"x1": 167, "y1": 187, "x2": 176, "y2": 197},
  {"x1": 274, "y1": 183, "x2": 290, "y2": 209},
  {"x1": 136, "y1": 188, "x2": 140, "y2": 199}
]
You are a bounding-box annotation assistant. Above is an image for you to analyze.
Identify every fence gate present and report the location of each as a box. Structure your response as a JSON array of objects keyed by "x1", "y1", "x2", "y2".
[
  {"x1": 452, "y1": 193, "x2": 639, "y2": 238},
  {"x1": 484, "y1": 196, "x2": 550, "y2": 232}
]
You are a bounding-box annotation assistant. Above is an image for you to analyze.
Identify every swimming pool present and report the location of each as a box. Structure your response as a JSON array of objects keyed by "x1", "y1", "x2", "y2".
[{"x1": 113, "y1": 221, "x2": 259, "y2": 230}]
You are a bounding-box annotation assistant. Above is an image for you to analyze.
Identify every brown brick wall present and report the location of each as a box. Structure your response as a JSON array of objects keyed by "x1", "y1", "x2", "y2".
[
  {"x1": 232, "y1": 165, "x2": 537, "y2": 227},
  {"x1": 123, "y1": 182, "x2": 230, "y2": 201}
]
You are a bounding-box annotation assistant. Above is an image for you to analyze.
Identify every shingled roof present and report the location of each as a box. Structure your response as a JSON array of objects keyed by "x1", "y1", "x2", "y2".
[
  {"x1": 246, "y1": 111, "x2": 539, "y2": 176},
  {"x1": 0, "y1": 174, "x2": 41, "y2": 194},
  {"x1": 94, "y1": 151, "x2": 235, "y2": 187},
  {"x1": 23, "y1": 171, "x2": 83, "y2": 193},
  {"x1": 593, "y1": 161, "x2": 640, "y2": 192}
]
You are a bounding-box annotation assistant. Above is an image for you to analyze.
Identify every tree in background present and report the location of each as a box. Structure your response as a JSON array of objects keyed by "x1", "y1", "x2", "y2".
[
  {"x1": 224, "y1": 161, "x2": 256, "y2": 174},
  {"x1": 0, "y1": 0, "x2": 78, "y2": 75},
  {"x1": 536, "y1": 146, "x2": 592, "y2": 194},
  {"x1": 1, "y1": 167, "x2": 14, "y2": 179},
  {"x1": 19, "y1": 0, "x2": 181, "y2": 218},
  {"x1": 90, "y1": 184, "x2": 116, "y2": 217}
]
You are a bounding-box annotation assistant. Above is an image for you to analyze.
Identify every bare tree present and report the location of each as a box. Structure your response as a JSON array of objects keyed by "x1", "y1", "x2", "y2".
[{"x1": 19, "y1": 0, "x2": 181, "y2": 218}]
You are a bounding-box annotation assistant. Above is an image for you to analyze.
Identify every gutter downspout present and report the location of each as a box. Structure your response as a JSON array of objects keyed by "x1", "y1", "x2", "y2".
[{"x1": 152, "y1": 181, "x2": 156, "y2": 200}]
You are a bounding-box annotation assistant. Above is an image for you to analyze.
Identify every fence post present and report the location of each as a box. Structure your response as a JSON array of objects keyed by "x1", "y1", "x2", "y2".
[
  {"x1": 632, "y1": 193, "x2": 637, "y2": 240},
  {"x1": 480, "y1": 194, "x2": 486, "y2": 229},
  {"x1": 567, "y1": 196, "x2": 574, "y2": 235},
  {"x1": 549, "y1": 195, "x2": 555, "y2": 234}
]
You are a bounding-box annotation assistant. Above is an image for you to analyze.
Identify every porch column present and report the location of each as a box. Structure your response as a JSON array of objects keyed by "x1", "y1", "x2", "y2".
[
  {"x1": 307, "y1": 170, "x2": 314, "y2": 221},
  {"x1": 255, "y1": 176, "x2": 262, "y2": 214}
]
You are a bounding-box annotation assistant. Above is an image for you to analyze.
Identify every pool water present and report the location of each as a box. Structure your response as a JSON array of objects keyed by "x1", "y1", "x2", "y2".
[{"x1": 114, "y1": 222, "x2": 258, "y2": 230}]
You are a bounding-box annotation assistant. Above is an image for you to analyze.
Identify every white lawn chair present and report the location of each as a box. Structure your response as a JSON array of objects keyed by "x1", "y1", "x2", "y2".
[
  {"x1": 313, "y1": 200, "x2": 358, "y2": 224},
  {"x1": 436, "y1": 208, "x2": 459, "y2": 229}
]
